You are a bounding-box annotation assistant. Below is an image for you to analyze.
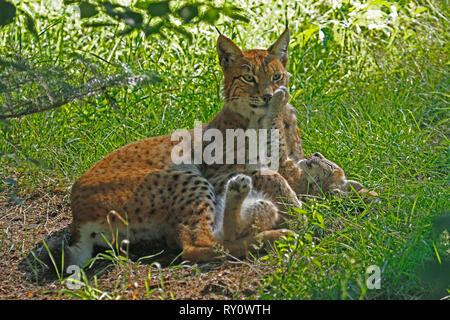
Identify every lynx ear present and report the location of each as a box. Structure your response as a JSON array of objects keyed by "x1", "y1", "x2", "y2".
[
  {"x1": 268, "y1": 28, "x2": 290, "y2": 66},
  {"x1": 217, "y1": 34, "x2": 243, "y2": 70}
]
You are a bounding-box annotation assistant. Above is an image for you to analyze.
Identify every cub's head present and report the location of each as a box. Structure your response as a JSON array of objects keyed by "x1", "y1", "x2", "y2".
[
  {"x1": 217, "y1": 28, "x2": 290, "y2": 118},
  {"x1": 298, "y1": 152, "x2": 375, "y2": 196}
]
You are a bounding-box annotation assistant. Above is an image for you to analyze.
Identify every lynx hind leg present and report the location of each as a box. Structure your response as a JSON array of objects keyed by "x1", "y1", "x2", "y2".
[
  {"x1": 220, "y1": 174, "x2": 252, "y2": 241},
  {"x1": 221, "y1": 175, "x2": 291, "y2": 240},
  {"x1": 173, "y1": 171, "x2": 295, "y2": 262},
  {"x1": 255, "y1": 228, "x2": 296, "y2": 243},
  {"x1": 168, "y1": 171, "x2": 258, "y2": 262}
]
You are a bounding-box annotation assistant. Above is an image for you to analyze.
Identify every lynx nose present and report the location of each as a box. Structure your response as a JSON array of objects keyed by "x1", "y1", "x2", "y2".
[{"x1": 262, "y1": 93, "x2": 273, "y2": 103}]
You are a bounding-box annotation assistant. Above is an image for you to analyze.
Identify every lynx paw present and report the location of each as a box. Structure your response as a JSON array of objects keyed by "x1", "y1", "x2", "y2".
[
  {"x1": 226, "y1": 174, "x2": 252, "y2": 197},
  {"x1": 269, "y1": 86, "x2": 290, "y2": 111},
  {"x1": 255, "y1": 228, "x2": 297, "y2": 242}
]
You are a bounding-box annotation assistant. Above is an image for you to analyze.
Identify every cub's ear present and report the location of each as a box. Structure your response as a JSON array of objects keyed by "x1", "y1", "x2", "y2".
[
  {"x1": 268, "y1": 27, "x2": 290, "y2": 67},
  {"x1": 217, "y1": 34, "x2": 243, "y2": 70}
]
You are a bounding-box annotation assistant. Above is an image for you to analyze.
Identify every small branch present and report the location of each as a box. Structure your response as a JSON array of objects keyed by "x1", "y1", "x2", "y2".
[
  {"x1": 0, "y1": 72, "x2": 152, "y2": 119},
  {"x1": 223, "y1": 251, "x2": 264, "y2": 278},
  {"x1": 0, "y1": 88, "x2": 101, "y2": 119},
  {"x1": 296, "y1": 194, "x2": 323, "y2": 200}
]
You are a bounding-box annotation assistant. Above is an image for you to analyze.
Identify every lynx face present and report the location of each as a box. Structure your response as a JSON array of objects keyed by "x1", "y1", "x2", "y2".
[
  {"x1": 299, "y1": 152, "x2": 345, "y2": 186},
  {"x1": 298, "y1": 152, "x2": 366, "y2": 195},
  {"x1": 217, "y1": 29, "x2": 291, "y2": 119}
]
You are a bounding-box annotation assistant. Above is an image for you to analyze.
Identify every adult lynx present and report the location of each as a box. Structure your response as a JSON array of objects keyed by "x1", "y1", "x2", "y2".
[{"x1": 68, "y1": 29, "x2": 371, "y2": 267}]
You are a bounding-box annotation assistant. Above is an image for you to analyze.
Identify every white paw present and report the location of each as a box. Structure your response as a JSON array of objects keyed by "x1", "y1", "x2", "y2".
[{"x1": 226, "y1": 174, "x2": 252, "y2": 197}]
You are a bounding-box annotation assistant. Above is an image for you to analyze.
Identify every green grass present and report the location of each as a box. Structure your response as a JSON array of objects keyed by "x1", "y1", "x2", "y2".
[{"x1": 1, "y1": 0, "x2": 449, "y2": 299}]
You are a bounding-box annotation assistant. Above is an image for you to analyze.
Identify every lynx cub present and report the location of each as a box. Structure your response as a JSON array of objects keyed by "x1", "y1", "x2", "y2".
[{"x1": 214, "y1": 152, "x2": 374, "y2": 241}]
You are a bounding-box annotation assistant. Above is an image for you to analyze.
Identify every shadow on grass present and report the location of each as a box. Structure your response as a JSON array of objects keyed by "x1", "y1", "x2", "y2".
[
  {"x1": 416, "y1": 213, "x2": 450, "y2": 300},
  {"x1": 18, "y1": 225, "x2": 186, "y2": 286}
]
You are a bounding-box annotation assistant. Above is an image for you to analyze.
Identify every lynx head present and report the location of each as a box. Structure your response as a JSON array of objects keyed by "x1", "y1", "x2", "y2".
[
  {"x1": 217, "y1": 28, "x2": 290, "y2": 119},
  {"x1": 298, "y1": 152, "x2": 374, "y2": 196}
]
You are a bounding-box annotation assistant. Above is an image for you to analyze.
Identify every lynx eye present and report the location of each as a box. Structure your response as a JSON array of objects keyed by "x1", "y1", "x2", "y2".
[
  {"x1": 272, "y1": 73, "x2": 283, "y2": 82},
  {"x1": 241, "y1": 74, "x2": 256, "y2": 84}
]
